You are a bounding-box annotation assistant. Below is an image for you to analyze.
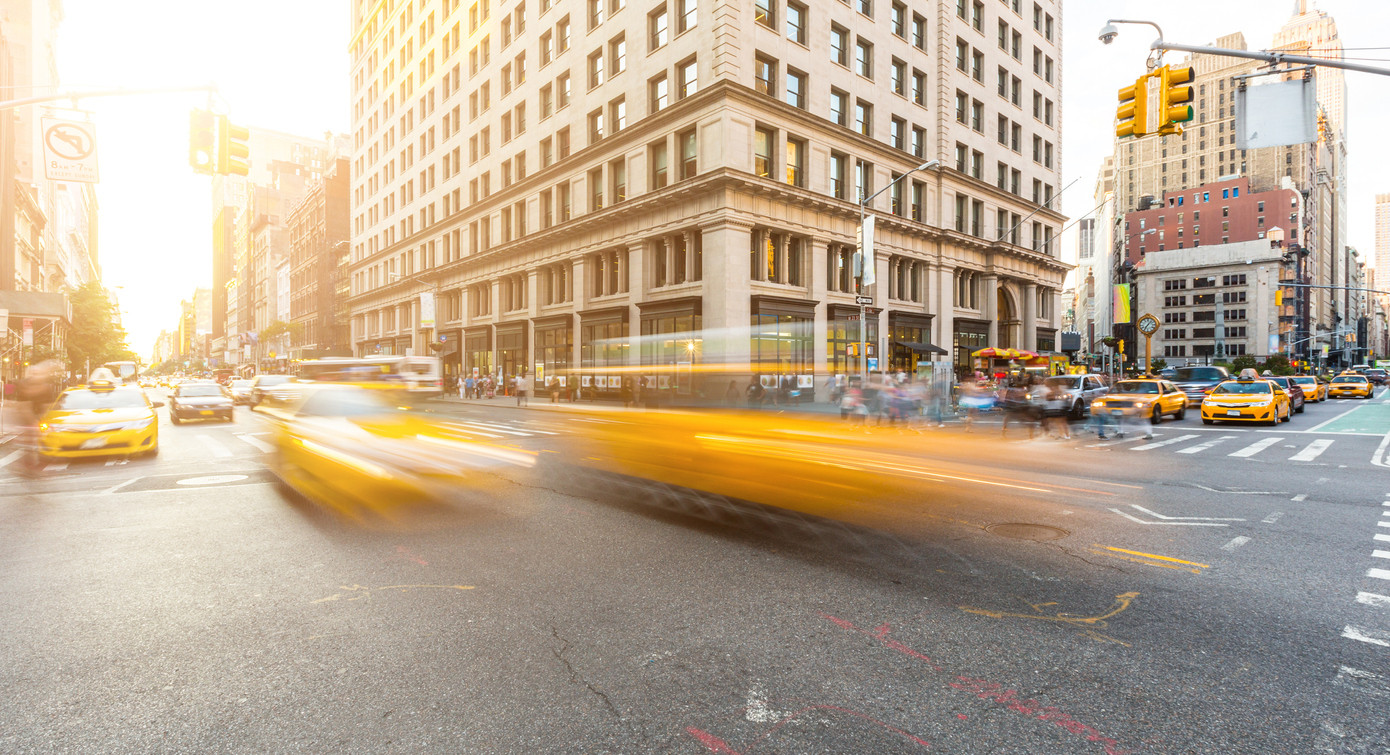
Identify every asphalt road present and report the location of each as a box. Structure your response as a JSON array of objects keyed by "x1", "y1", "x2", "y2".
[{"x1": 1, "y1": 387, "x2": 1388, "y2": 754}]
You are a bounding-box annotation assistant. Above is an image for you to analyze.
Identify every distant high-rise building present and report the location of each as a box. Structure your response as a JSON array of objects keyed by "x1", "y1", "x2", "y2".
[{"x1": 1375, "y1": 193, "x2": 1390, "y2": 283}]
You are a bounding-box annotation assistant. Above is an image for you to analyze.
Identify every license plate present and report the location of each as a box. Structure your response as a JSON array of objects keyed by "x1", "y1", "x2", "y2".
[
  {"x1": 201, "y1": 410, "x2": 214, "y2": 415},
  {"x1": 1226, "y1": 410, "x2": 1241, "y2": 416},
  {"x1": 79, "y1": 438, "x2": 107, "y2": 449},
  {"x1": 1109, "y1": 409, "x2": 1124, "y2": 415}
]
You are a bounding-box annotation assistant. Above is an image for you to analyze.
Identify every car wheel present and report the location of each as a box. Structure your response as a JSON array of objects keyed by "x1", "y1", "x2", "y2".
[
  {"x1": 1281, "y1": 406, "x2": 1292, "y2": 422},
  {"x1": 170, "y1": 413, "x2": 181, "y2": 426},
  {"x1": 1176, "y1": 405, "x2": 1187, "y2": 421},
  {"x1": 1150, "y1": 406, "x2": 1162, "y2": 425},
  {"x1": 1295, "y1": 402, "x2": 1304, "y2": 414},
  {"x1": 1202, "y1": 418, "x2": 1214, "y2": 425},
  {"x1": 1267, "y1": 409, "x2": 1281, "y2": 427},
  {"x1": 1070, "y1": 400, "x2": 1085, "y2": 421}
]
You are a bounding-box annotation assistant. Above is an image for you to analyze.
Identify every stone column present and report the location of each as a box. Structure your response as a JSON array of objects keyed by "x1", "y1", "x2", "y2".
[
  {"x1": 1022, "y1": 282, "x2": 1038, "y2": 351},
  {"x1": 809, "y1": 238, "x2": 830, "y2": 396},
  {"x1": 627, "y1": 241, "x2": 646, "y2": 367},
  {"x1": 983, "y1": 273, "x2": 999, "y2": 347},
  {"x1": 702, "y1": 222, "x2": 753, "y2": 374},
  {"x1": 683, "y1": 230, "x2": 696, "y2": 283},
  {"x1": 527, "y1": 269, "x2": 540, "y2": 376}
]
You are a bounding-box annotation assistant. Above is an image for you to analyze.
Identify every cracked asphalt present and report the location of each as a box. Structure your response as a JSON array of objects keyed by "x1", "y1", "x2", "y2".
[{"x1": 1, "y1": 396, "x2": 1388, "y2": 753}]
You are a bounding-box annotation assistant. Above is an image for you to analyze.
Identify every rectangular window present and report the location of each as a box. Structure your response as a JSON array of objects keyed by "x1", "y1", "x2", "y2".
[
  {"x1": 891, "y1": 2, "x2": 905, "y2": 36},
  {"x1": 912, "y1": 70, "x2": 926, "y2": 106},
  {"x1": 785, "y1": 68, "x2": 806, "y2": 108},
  {"x1": 650, "y1": 74, "x2": 669, "y2": 111},
  {"x1": 610, "y1": 34, "x2": 627, "y2": 75},
  {"x1": 830, "y1": 151, "x2": 847, "y2": 199},
  {"x1": 855, "y1": 100, "x2": 872, "y2": 136},
  {"x1": 649, "y1": 6, "x2": 669, "y2": 49},
  {"x1": 755, "y1": 0, "x2": 774, "y2": 28},
  {"x1": 831, "y1": 25, "x2": 849, "y2": 67},
  {"x1": 855, "y1": 159, "x2": 873, "y2": 202},
  {"x1": 679, "y1": 128, "x2": 698, "y2": 178},
  {"x1": 755, "y1": 54, "x2": 776, "y2": 95},
  {"x1": 785, "y1": 136, "x2": 805, "y2": 187},
  {"x1": 754, "y1": 126, "x2": 774, "y2": 178},
  {"x1": 912, "y1": 14, "x2": 926, "y2": 48},
  {"x1": 588, "y1": 108, "x2": 604, "y2": 142},
  {"x1": 677, "y1": 57, "x2": 698, "y2": 98},
  {"x1": 855, "y1": 38, "x2": 872, "y2": 78},
  {"x1": 588, "y1": 49, "x2": 605, "y2": 88},
  {"x1": 589, "y1": 167, "x2": 605, "y2": 211},
  {"x1": 830, "y1": 88, "x2": 848, "y2": 127},
  {"x1": 609, "y1": 96, "x2": 626, "y2": 131},
  {"x1": 910, "y1": 126, "x2": 924, "y2": 158},
  {"x1": 891, "y1": 59, "x2": 905, "y2": 96},
  {"x1": 970, "y1": 99, "x2": 982, "y2": 131},
  {"x1": 650, "y1": 140, "x2": 669, "y2": 188},
  {"x1": 786, "y1": 1, "x2": 806, "y2": 43},
  {"x1": 610, "y1": 158, "x2": 626, "y2": 203},
  {"x1": 678, "y1": 0, "x2": 698, "y2": 33},
  {"x1": 890, "y1": 117, "x2": 905, "y2": 150}
]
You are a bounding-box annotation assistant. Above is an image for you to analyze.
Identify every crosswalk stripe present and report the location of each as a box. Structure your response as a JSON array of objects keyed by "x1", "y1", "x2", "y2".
[
  {"x1": 0, "y1": 449, "x2": 24, "y2": 468},
  {"x1": 1288, "y1": 439, "x2": 1334, "y2": 462},
  {"x1": 44, "y1": 461, "x2": 67, "y2": 472},
  {"x1": 197, "y1": 434, "x2": 233, "y2": 458},
  {"x1": 1229, "y1": 437, "x2": 1283, "y2": 458},
  {"x1": 1342, "y1": 626, "x2": 1390, "y2": 647},
  {"x1": 1378, "y1": 534, "x2": 1390, "y2": 543},
  {"x1": 1130, "y1": 434, "x2": 1199, "y2": 451},
  {"x1": 234, "y1": 433, "x2": 275, "y2": 453},
  {"x1": 1356, "y1": 592, "x2": 1390, "y2": 608},
  {"x1": 1176, "y1": 435, "x2": 1237, "y2": 454},
  {"x1": 1369, "y1": 568, "x2": 1390, "y2": 581},
  {"x1": 1374, "y1": 551, "x2": 1390, "y2": 560},
  {"x1": 457, "y1": 422, "x2": 533, "y2": 437}
]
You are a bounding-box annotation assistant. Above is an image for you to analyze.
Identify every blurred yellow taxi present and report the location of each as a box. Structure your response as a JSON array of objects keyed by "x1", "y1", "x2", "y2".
[
  {"x1": 1328, "y1": 373, "x2": 1373, "y2": 399},
  {"x1": 39, "y1": 380, "x2": 162, "y2": 459},
  {"x1": 1200, "y1": 370, "x2": 1290, "y2": 426},
  {"x1": 1089, "y1": 378, "x2": 1188, "y2": 425},
  {"x1": 1290, "y1": 375, "x2": 1327, "y2": 402},
  {"x1": 265, "y1": 384, "x2": 535, "y2": 523}
]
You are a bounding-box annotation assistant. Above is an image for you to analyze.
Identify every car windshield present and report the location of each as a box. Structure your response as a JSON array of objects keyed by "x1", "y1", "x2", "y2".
[
  {"x1": 1173, "y1": 367, "x2": 1227, "y2": 382},
  {"x1": 231, "y1": 380, "x2": 253, "y2": 388},
  {"x1": 257, "y1": 375, "x2": 291, "y2": 386},
  {"x1": 1212, "y1": 382, "x2": 1273, "y2": 395},
  {"x1": 1333, "y1": 375, "x2": 1367, "y2": 384},
  {"x1": 52, "y1": 389, "x2": 148, "y2": 410},
  {"x1": 1291, "y1": 377, "x2": 1316, "y2": 384},
  {"x1": 1043, "y1": 377, "x2": 1079, "y2": 389},
  {"x1": 179, "y1": 385, "x2": 224, "y2": 397},
  {"x1": 1113, "y1": 381, "x2": 1160, "y2": 394},
  {"x1": 296, "y1": 389, "x2": 399, "y2": 418}
]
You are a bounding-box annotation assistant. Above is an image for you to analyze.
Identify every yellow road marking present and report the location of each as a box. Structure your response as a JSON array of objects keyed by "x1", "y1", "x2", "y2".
[
  {"x1": 961, "y1": 592, "x2": 1140, "y2": 645},
  {"x1": 1090, "y1": 550, "x2": 1204, "y2": 575},
  {"x1": 1099, "y1": 545, "x2": 1209, "y2": 568}
]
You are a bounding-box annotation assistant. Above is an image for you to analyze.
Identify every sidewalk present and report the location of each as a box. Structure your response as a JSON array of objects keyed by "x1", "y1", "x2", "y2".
[{"x1": 422, "y1": 394, "x2": 963, "y2": 423}]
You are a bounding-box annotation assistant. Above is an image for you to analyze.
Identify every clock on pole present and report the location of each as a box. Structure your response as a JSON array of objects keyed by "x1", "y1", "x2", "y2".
[{"x1": 1138, "y1": 314, "x2": 1160, "y2": 374}]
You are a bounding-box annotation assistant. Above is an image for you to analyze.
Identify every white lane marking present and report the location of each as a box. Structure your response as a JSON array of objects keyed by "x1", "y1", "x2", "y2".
[
  {"x1": 1377, "y1": 534, "x2": 1390, "y2": 543},
  {"x1": 177, "y1": 474, "x2": 249, "y2": 486},
  {"x1": 197, "y1": 435, "x2": 233, "y2": 458},
  {"x1": 1130, "y1": 504, "x2": 1244, "y2": 521},
  {"x1": 1356, "y1": 592, "x2": 1390, "y2": 608},
  {"x1": 1306, "y1": 407, "x2": 1359, "y2": 432},
  {"x1": 1368, "y1": 568, "x2": 1390, "y2": 581},
  {"x1": 1230, "y1": 437, "x2": 1283, "y2": 458},
  {"x1": 1374, "y1": 551, "x2": 1390, "y2": 560},
  {"x1": 234, "y1": 433, "x2": 275, "y2": 453},
  {"x1": 1130, "y1": 434, "x2": 1199, "y2": 451},
  {"x1": 1291, "y1": 494, "x2": 1308, "y2": 502},
  {"x1": 44, "y1": 461, "x2": 67, "y2": 472},
  {"x1": 460, "y1": 420, "x2": 551, "y2": 436},
  {"x1": 1263, "y1": 512, "x2": 1284, "y2": 524},
  {"x1": 1341, "y1": 626, "x2": 1390, "y2": 647},
  {"x1": 1288, "y1": 438, "x2": 1334, "y2": 462},
  {"x1": 0, "y1": 449, "x2": 24, "y2": 468},
  {"x1": 1176, "y1": 435, "x2": 1237, "y2": 454},
  {"x1": 99, "y1": 477, "x2": 140, "y2": 495},
  {"x1": 1379, "y1": 522, "x2": 1390, "y2": 529},
  {"x1": 1334, "y1": 666, "x2": 1390, "y2": 698},
  {"x1": 1370, "y1": 429, "x2": 1390, "y2": 468},
  {"x1": 1221, "y1": 536, "x2": 1251, "y2": 551}
]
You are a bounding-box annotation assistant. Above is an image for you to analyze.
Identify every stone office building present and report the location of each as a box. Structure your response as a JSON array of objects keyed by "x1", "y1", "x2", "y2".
[{"x1": 347, "y1": 0, "x2": 1066, "y2": 395}]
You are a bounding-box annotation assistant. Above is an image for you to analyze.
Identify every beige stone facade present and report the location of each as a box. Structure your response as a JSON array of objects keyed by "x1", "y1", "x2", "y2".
[{"x1": 348, "y1": 0, "x2": 1066, "y2": 395}]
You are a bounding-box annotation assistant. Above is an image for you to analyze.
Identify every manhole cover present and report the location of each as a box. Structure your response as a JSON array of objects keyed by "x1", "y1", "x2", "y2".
[{"x1": 986, "y1": 523, "x2": 1068, "y2": 541}]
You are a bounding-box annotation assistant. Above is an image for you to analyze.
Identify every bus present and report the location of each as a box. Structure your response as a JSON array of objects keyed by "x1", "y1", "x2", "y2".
[
  {"x1": 101, "y1": 361, "x2": 140, "y2": 385},
  {"x1": 292, "y1": 355, "x2": 443, "y2": 398}
]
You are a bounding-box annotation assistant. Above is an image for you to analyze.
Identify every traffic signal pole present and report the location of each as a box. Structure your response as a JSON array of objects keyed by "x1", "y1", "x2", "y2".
[{"x1": 0, "y1": 84, "x2": 218, "y2": 112}]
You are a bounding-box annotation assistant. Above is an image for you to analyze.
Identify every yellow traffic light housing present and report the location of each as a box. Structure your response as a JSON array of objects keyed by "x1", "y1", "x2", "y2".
[
  {"x1": 1275, "y1": 289, "x2": 1284, "y2": 306},
  {"x1": 189, "y1": 109, "x2": 216, "y2": 175},
  {"x1": 1116, "y1": 73, "x2": 1150, "y2": 139},
  {"x1": 216, "y1": 116, "x2": 251, "y2": 176},
  {"x1": 1157, "y1": 65, "x2": 1195, "y2": 135}
]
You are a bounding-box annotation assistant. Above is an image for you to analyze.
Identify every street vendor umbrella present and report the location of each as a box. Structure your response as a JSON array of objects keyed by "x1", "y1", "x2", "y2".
[{"x1": 970, "y1": 347, "x2": 1039, "y2": 360}]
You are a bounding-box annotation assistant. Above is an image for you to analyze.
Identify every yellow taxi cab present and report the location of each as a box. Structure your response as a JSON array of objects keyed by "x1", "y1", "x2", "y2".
[
  {"x1": 1327, "y1": 372, "x2": 1373, "y2": 399},
  {"x1": 1089, "y1": 378, "x2": 1188, "y2": 425},
  {"x1": 1200, "y1": 369, "x2": 1291, "y2": 426},
  {"x1": 1290, "y1": 375, "x2": 1328, "y2": 402},
  {"x1": 39, "y1": 379, "x2": 163, "y2": 459}
]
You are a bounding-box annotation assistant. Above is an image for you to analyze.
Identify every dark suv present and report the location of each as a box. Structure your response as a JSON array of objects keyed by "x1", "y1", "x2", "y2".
[
  {"x1": 1363, "y1": 368, "x2": 1387, "y2": 386},
  {"x1": 1172, "y1": 366, "x2": 1231, "y2": 406}
]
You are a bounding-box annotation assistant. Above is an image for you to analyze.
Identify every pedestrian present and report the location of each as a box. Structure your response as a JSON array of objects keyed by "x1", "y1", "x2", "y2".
[
  {"x1": 463, "y1": 374, "x2": 474, "y2": 399},
  {"x1": 724, "y1": 380, "x2": 740, "y2": 407},
  {"x1": 1000, "y1": 377, "x2": 1038, "y2": 439},
  {"x1": 15, "y1": 360, "x2": 61, "y2": 477},
  {"x1": 745, "y1": 376, "x2": 766, "y2": 408},
  {"x1": 516, "y1": 372, "x2": 530, "y2": 407},
  {"x1": 1043, "y1": 380, "x2": 1071, "y2": 440},
  {"x1": 549, "y1": 377, "x2": 561, "y2": 403}
]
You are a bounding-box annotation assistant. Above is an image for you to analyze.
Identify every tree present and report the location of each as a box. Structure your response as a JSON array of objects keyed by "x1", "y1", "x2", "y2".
[
  {"x1": 66, "y1": 281, "x2": 137, "y2": 374},
  {"x1": 1230, "y1": 355, "x2": 1258, "y2": 373},
  {"x1": 259, "y1": 320, "x2": 303, "y2": 344},
  {"x1": 1260, "y1": 355, "x2": 1294, "y2": 375},
  {"x1": 1150, "y1": 358, "x2": 1168, "y2": 371}
]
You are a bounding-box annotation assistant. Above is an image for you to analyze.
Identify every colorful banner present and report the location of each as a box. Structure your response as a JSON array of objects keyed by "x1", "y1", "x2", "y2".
[{"x1": 1112, "y1": 284, "x2": 1131, "y2": 324}]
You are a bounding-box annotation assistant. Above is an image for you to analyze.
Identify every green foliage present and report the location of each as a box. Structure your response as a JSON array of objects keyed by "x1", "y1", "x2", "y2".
[
  {"x1": 1150, "y1": 358, "x2": 1168, "y2": 371},
  {"x1": 259, "y1": 320, "x2": 303, "y2": 343},
  {"x1": 1260, "y1": 355, "x2": 1294, "y2": 375},
  {"x1": 1230, "y1": 355, "x2": 1259, "y2": 372},
  {"x1": 66, "y1": 281, "x2": 137, "y2": 373}
]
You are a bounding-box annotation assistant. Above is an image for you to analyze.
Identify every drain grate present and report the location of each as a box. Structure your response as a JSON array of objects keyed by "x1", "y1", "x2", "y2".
[{"x1": 985, "y1": 523, "x2": 1069, "y2": 541}]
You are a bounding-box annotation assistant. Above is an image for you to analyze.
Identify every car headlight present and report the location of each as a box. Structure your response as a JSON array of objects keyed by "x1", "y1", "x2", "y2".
[{"x1": 1249, "y1": 399, "x2": 1271, "y2": 407}]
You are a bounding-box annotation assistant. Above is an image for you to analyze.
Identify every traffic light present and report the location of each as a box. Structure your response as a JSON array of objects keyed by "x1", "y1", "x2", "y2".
[
  {"x1": 216, "y1": 116, "x2": 251, "y2": 176},
  {"x1": 189, "y1": 109, "x2": 216, "y2": 174},
  {"x1": 1156, "y1": 64, "x2": 1195, "y2": 135},
  {"x1": 1275, "y1": 289, "x2": 1284, "y2": 306},
  {"x1": 1116, "y1": 73, "x2": 1150, "y2": 139}
]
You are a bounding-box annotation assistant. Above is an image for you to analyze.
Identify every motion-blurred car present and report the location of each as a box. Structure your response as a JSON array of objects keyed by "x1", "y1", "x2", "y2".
[
  {"x1": 266, "y1": 384, "x2": 535, "y2": 519},
  {"x1": 169, "y1": 381, "x2": 234, "y2": 424},
  {"x1": 250, "y1": 374, "x2": 295, "y2": 408},
  {"x1": 1262, "y1": 376, "x2": 1306, "y2": 414},
  {"x1": 1328, "y1": 372, "x2": 1373, "y2": 399},
  {"x1": 1089, "y1": 378, "x2": 1187, "y2": 425},
  {"x1": 1290, "y1": 375, "x2": 1327, "y2": 402},
  {"x1": 228, "y1": 378, "x2": 255, "y2": 405},
  {"x1": 1029, "y1": 374, "x2": 1109, "y2": 419},
  {"x1": 38, "y1": 379, "x2": 162, "y2": 459},
  {"x1": 1363, "y1": 368, "x2": 1388, "y2": 386},
  {"x1": 1201, "y1": 370, "x2": 1291, "y2": 426},
  {"x1": 1172, "y1": 365, "x2": 1231, "y2": 406}
]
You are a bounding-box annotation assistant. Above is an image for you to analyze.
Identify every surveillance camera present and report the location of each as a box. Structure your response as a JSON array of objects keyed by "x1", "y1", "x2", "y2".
[{"x1": 1098, "y1": 23, "x2": 1119, "y2": 45}]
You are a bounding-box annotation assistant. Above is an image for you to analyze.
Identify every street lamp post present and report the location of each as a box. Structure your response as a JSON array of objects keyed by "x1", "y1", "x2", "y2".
[{"x1": 856, "y1": 159, "x2": 939, "y2": 382}]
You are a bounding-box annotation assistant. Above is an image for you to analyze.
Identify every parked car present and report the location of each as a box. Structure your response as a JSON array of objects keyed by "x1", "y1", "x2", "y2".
[
  {"x1": 250, "y1": 374, "x2": 296, "y2": 408},
  {"x1": 169, "y1": 381, "x2": 234, "y2": 424},
  {"x1": 1029, "y1": 374, "x2": 1110, "y2": 419},
  {"x1": 1172, "y1": 365, "x2": 1231, "y2": 406}
]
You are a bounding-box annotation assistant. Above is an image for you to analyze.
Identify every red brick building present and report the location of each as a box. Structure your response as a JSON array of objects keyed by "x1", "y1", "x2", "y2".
[{"x1": 1122, "y1": 177, "x2": 1301, "y2": 265}]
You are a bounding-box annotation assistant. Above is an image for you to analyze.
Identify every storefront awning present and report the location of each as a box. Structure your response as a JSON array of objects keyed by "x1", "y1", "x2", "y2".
[
  {"x1": 894, "y1": 340, "x2": 947, "y2": 354},
  {"x1": 972, "y1": 348, "x2": 1039, "y2": 359}
]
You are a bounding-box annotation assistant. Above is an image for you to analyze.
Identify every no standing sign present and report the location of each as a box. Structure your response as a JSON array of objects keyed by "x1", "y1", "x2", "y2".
[{"x1": 41, "y1": 117, "x2": 99, "y2": 183}]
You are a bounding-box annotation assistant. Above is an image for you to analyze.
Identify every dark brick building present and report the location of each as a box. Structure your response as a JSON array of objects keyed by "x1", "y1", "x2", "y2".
[
  {"x1": 288, "y1": 157, "x2": 350, "y2": 359},
  {"x1": 1122, "y1": 177, "x2": 1302, "y2": 265}
]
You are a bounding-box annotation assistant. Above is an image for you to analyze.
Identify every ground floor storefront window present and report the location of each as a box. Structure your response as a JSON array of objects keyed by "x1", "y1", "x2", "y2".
[
  {"x1": 827, "y1": 304, "x2": 877, "y2": 377},
  {"x1": 888, "y1": 313, "x2": 935, "y2": 374},
  {"x1": 1036, "y1": 329, "x2": 1056, "y2": 353},
  {"x1": 464, "y1": 327, "x2": 492, "y2": 378},
  {"x1": 580, "y1": 308, "x2": 629, "y2": 396},
  {"x1": 535, "y1": 317, "x2": 573, "y2": 388},
  {"x1": 751, "y1": 296, "x2": 815, "y2": 398},
  {"x1": 954, "y1": 320, "x2": 989, "y2": 377},
  {"x1": 497, "y1": 325, "x2": 528, "y2": 382},
  {"x1": 639, "y1": 298, "x2": 701, "y2": 396}
]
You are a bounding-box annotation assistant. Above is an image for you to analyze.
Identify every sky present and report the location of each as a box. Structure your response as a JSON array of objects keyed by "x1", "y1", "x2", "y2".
[{"x1": 52, "y1": 1, "x2": 1388, "y2": 358}]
